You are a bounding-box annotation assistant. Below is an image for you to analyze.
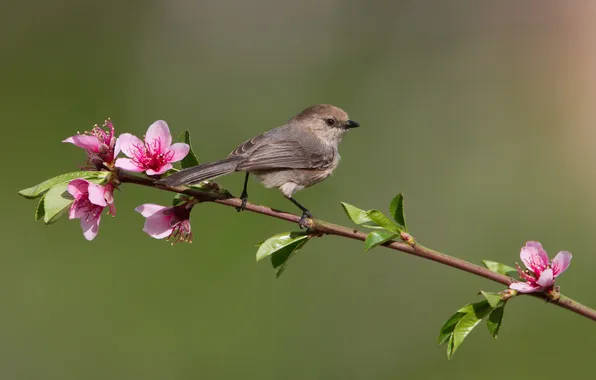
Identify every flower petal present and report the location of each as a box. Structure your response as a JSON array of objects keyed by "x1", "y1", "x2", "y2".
[
  {"x1": 167, "y1": 143, "x2": 190, "y2": 163},
  {"x1": 510, "y1": 282, "x2": 541, "y2": 293},
  {"x1": 525, "y1": 241, "x2": 544, "y2": 250},
  {"x1": 116, "y1": 133, "x2": 143, "y2": 158},
  {"x1": 146, "y1": 164, "x2": 173, "y2": 176},
  {"x1": 87, "y1": 183, "x2": 107, "y2": 207},
  {"x1": 142, "y1": 211, "x2": 174, "y2": 239},
  {"x1": 115, "y1": 158, "x2": 145, "y2": 172},
  {"x1": 67, "y1": 179, "x2": 90, "y2": 199},
  {"x1": 135, "y1": 203, "x2": 168, "y2": 218},
  {"x1": 63, "y1": 135, "x2": 100, "y2": 153},
  {"x1": 145, "y1": 120, "x2": 171, "y2": 149},
  {"x1": 69, "y1": 201, "x2": 85, "y2": 219},
  {"x1": 526, "y1": 241, "x2": 549, "y2": 262},
  {"x1": 520, "y1": 242, "x2": 549, "y2": 273},
  {"x1": 80, "y1": 214, "x2": 101, "y2": 241},
  {"x1": 552, "y1": 251, "x2": 572, "y2": 277},
  {"x1": 113, "y1": 136, "x2": 122, "y2": 158},
  {"x1": 536, "y1": 268, "x2": 554, "y2": 287}
]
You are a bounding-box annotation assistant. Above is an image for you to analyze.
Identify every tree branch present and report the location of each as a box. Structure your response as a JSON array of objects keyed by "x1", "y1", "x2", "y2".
[{"x1": 116, "y1": 169, "x2": 596, "y2": 323}]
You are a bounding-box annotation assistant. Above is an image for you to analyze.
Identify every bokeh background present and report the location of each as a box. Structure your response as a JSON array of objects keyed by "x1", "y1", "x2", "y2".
[{"x1": 3, "y1": 1, "x2": 596, "y2": 379}]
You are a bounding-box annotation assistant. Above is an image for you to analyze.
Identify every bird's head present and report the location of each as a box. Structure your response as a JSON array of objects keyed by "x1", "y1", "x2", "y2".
[{"x1": 291, "y1": 104, "x2": 359, "y2": 144}]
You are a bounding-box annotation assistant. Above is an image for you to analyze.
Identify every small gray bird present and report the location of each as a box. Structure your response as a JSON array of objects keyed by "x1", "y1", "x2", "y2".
[{"x1": 158, "y1": 104, "x2": 359, "y2": 227}]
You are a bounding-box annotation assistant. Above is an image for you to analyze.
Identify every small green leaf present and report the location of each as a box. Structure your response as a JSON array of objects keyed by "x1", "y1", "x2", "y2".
[
  {"x1": 447, "y1": 334, "x2": 456, "y2": 359},
  {"x1": 440, "y1": 300, "x2": 494, "y2": 359},
  {"x1": 456, "y1": 301, "x2": 493, "y2": 317},
  {"x1": 482, "y1": 260, "x2": 517, "y2": 276},
  {"x1": 177, "y1": 130, "x2": 200, "y2": 169},
  {"x1": 256, "y1": 232, "x2": 308, "y2": 261},
  {"x1": 340, "y1": 202, "x2": 382, "y2": 228},
  {"x1": 367, "y1": 210, "x2": 402, "y2": 233},
  {"x1": 389, "y1": 193, "x2": 407, "y2": 231},
  {"x1": 18, "y1": 171, "x2": 108, "y2": 199},
  {"x1": 438, "y1": 312, "x2": 466, "y2": 346},
  {"x1": 448, "y1": 301, "x2": 493, "y2": 359},
  {"x1": 487, "y1": 304, "x2": 505, "y2": 338},
  {"x1": 364, "y1": 230, "x2": 398, "y2": 251},
  {"x1": 35, "y1": 195, "x2": 46, "y2": 221},
  {"x1": 271, "y1": 245, "x2": 298, "y2": 269},
  {"x1": 256, "y1": 232, "x2": 310, "y2": 277},
  {"x1": 42, "y1": 183, "x2": 74, "y2": 224},
  {"x1": 480, "y1": 291, "x2": 502, "y2": 308},
  {"x1": 271, "y1": 239, "x2": 309, "y2": 278},
  {"x1": 449, "y1": 313, "x2": 483, "y2": 359}
]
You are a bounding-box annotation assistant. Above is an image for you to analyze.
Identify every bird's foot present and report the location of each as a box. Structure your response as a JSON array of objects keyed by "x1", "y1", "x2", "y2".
[
  {"x1": 236, "y1": 192, "x2": 248, "y2": 212},
  {"x1": 298, "y1": 211, "x2": 313, "y2": 229}
]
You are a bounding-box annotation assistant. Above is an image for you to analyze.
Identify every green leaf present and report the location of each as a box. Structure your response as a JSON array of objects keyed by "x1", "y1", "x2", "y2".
[
  {"x1": 449, "y1": 313, "x2": 483, "y2": 359},
  {"x1": 177, "y1": 130, "x2": 200, "y2": 169},
  {"x1": 482, "y1": 260, "x2": 517, "y2": 277},
  {"x1": 35, "y1": 195, "x2": 46, "y2": 221},
  {"x1": 438, "y1": 312, "x2": 466, "y2": 346},
  {"x1": 367, "y1": 210, "x2": 402, "y2": 233},
  {"x1": 447, "y1": 334, "x2": 456, "y2": 359},
  {"x1": 256, "y1": 232, "x2": 310, "y2": 277},
  {"x1": 456, "y1": 301, "x2": 493, "y2": 317},
  {"x1": 18, "y1": 171, "x2": 109, "y2": 199},
  {"x1": 271, "y1": 240, "x2": 308, "y2": 278},
  {"x1": 364, "y1": 230, "x2": 398, "y2": 251},
  {"x1": 487, "y1": 304, "x2": 505, "y2": 338},
  {"x1": 340, "y1": 202, "x2": 382, "y2": 228},
  {"x1": 256, "y1": 232, "x2": 308, "y2": 261},
  {"x1": 448, "y1": 301, "x2": 493, "y2": 359},
  {"x1": 42, "y1": 183, "x2": 74, "y2": 224},
  {"x1": 480, "y1": 291, "x2": 502, "y2": 308},
  {"x1": 389, "y1": 193, "x2": 407, "y2": 231},
  {"x1": 439, "y1": 301, "x2": 494, "y2": 359}
]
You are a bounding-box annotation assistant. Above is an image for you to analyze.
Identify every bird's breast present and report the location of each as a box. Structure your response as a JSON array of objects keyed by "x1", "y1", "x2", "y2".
[{"x1": 255, "y1": 167, "x2": 337, "y2": 190}]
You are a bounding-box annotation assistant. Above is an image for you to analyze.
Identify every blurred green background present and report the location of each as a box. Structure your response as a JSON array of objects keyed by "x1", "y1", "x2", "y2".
[{"x1": 4, "y1": 1, "x2": 596, "y2": 379}]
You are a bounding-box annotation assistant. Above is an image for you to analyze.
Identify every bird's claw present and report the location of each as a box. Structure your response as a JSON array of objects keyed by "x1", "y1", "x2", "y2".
[
  {"x1": 236, "y1": 194, "x2": 248, "y2": 212},
  {"x1": 298, "y1": 211, "x2": 313, "y2": 229}
]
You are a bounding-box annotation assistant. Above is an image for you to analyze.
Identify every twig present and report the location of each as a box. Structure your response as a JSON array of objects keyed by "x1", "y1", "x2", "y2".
[{"x1": 116, "y1": 169, "x2": 596, "y2": 323}]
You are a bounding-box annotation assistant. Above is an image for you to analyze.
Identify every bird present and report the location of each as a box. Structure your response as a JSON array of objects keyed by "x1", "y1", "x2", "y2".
[{"x1": 157, "y1": 104, "x2": 359, "y2": 227}]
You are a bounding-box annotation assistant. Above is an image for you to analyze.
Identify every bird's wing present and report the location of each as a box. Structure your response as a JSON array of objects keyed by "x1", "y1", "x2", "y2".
[
  {"x1": 228, "y1": 130, "x2": 275, "y2": 158},
  {"x1": 233, "y1": 138, "x2": 335, "y2": 171}
]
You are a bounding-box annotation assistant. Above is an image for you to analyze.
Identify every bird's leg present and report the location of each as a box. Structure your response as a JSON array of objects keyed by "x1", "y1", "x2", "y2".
[
  {"x1": 236, "y1": 173, "x2": 250, "y2": 212},
  {"x1": 288, "y1": 196, "x2": 312, "y2": 229}
]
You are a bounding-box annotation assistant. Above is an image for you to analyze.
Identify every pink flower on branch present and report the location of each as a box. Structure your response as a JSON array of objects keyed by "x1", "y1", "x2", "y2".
[
  {"x1": 67, "y1": 179, "x2": 116, "y2": 241},
  {"x1": 135, "y1": 202, "x2": 194, "y2": 244},
  {"x1": 509, "y1": 241, "x2": 572, "y2": 293},
  {"x1": 115, "y1": 120, "x2": 189, "y2": 175},
  {"x1": 63, "y1": 120, "x2": 120, "y2": 169}
]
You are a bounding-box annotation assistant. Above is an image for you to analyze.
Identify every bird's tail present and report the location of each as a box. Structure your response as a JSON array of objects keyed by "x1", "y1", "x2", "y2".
[{"x1": 157, "y1": 158, "x2": 241, "y2": 187}]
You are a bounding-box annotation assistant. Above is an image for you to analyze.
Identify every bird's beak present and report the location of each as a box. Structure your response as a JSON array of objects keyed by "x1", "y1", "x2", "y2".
[{"x1": 345, "y1": 119, "x2": 360, "y2": 129}]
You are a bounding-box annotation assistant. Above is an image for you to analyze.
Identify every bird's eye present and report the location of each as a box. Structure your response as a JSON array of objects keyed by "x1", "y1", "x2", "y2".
[{"x1": 325, "y1": 118, "x2": 336, "y2": 126}]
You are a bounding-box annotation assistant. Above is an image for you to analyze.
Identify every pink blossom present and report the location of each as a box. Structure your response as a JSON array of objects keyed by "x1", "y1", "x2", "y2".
[
  {"x1": 67, "y1": 179, "x2": 116, "y2": 241},
  {"x1": 115, "y1": 120, "x2": 189, "y2": 175},
  {"x1": 135, "y1": 202, "x2": 193, "y2": 244},
  {"x1": 509, "y1": 241, "x2": 572, "y2": 293},
  {"x1": 63, "y1": 120, "x2": 120, "y2": 169}
]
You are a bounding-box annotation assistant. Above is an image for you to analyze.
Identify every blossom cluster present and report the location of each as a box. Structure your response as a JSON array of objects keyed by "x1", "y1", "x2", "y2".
[{"x1": 63, "y1": 120, "x2": 193, "y2": 242}]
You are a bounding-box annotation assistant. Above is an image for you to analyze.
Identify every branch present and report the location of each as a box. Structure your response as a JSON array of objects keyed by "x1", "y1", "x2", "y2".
[{"x1": 116, "y1": 169, "x2": 596, "y2": 323}]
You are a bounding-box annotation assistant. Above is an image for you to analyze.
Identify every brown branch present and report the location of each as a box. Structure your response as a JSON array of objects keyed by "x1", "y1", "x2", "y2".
[{"x1": 116, "y1": 169, "x2": 596, "y2": 323}]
